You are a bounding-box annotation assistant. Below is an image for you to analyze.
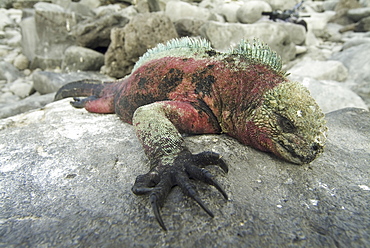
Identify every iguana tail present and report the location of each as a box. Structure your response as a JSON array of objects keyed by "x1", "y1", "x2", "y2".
[
  {"x1": 54, "y1": 79, "x2": 118, "y2": 113},
  {"x1": 54, "y1": 79, "x2": 110, "y2": 101}
]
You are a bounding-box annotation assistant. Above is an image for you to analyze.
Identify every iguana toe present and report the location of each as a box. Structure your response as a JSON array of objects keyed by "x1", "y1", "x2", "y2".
[
  {"x1": 70, "y1": 96, "x2": 98, "y2": 108},
  {"x1": 132, "y1": 150, "x2": 228, "y2": 230}
]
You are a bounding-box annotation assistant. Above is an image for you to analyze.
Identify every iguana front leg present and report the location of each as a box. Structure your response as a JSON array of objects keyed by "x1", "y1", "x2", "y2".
[{"x1": 131, "y1": 101, "x2": 228, "y2": 230}]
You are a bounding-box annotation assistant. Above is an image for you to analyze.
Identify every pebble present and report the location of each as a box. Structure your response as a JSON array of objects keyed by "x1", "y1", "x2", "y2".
[
  {"x1": 8, "y1": 78, "x2": 33, "y2": 98},
  {"x1": 13, "y1": 53, "x2": 29, "y2": 70}
]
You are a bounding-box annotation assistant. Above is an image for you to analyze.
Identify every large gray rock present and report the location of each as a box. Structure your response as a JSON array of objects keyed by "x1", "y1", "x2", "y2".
[
  {"x1": 62, "y1": 46, "x2": 105, "y2": 72},
  {"x1": 20, "y1": 2, "x2": 79, "y2": 70},
  {"x1": 347, "y1": 7, "x2": 370, "y2": 21},
  {"x1": 200, "y1": 21, "x2": 296, "y2": 61},
  {"x1": 0, "y1": 100, "x2": 369, "y2": 247},
  {"x1": 331, "y1": 42, "x2": 370, "y2": 107},
  {"x1": 71, "y1": 11, "x2": 131, "y2": 50},
  {"x1": 288, "y1": 75, "x2": 369, "y2": 113},
  {"x1": 103, "y1": 12, "x2": 178, "y2": 78},
  {"x1": 341, "y1": 37, "x2": 370, "y2": 49},
  {"x1": 331, "y1": 42, "x2": 370, "y2": 82},
  {"x1": 289, "y1": 60, "x2": 348, "y2": 82}
]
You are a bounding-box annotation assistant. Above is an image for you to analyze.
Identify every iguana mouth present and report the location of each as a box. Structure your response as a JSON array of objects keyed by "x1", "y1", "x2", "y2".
[{"x1": 276, "y1": 140, "x2": 321, "y2": 164}]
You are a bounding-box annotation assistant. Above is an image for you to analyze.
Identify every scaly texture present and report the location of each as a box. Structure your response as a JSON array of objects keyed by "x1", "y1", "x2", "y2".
[{"x1": 55, "y1": 37, "x2": 328, "y2": 230}]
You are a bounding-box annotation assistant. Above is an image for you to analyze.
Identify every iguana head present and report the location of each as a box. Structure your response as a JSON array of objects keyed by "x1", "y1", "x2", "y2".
[{"x1": 243, "y1": 81, "x2": 327, "y2": 164}]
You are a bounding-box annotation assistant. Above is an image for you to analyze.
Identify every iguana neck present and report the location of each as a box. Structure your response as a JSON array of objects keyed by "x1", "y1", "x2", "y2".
[{"x1": 213, "y1": 58, "x2": 286, "y2": 144}]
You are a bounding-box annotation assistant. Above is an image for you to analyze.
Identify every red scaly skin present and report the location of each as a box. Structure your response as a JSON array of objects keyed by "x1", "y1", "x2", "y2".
[{"x1": 81, "y1": 56, "x2": 286, "y2": 143}]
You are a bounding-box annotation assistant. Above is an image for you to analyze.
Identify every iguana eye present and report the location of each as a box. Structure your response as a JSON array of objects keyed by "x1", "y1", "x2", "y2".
[{"x1": 276, "y1": 114, "x2": 296, "y2": 133}]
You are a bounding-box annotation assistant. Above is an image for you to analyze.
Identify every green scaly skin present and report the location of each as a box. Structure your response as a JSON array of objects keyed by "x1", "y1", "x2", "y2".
[{"x1": 55, "y1": 37, "x2": 327, "y2": 230}]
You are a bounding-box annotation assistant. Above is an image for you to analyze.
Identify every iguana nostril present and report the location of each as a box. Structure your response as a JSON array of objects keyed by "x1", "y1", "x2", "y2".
[{"x1": 312, "y1": 143, "x2": 320, "y2": 152}]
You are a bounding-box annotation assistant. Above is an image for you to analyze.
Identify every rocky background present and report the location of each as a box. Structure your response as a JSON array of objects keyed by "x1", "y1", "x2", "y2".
[{"x1": 0, "y1": 0, "x2": 370, "y2": 247}]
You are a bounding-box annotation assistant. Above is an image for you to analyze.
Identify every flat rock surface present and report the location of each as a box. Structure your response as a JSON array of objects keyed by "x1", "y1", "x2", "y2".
[{"x1": 0, "y1": 100, "x2": 369, "y2": 247}]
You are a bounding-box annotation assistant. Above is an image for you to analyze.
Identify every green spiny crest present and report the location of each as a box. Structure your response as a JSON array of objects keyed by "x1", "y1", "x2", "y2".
[
  {"x1": 229, "y1": 39, "x2": 282, "y2": 73},
  {"x1": 133, "y1": 37, "x2": 213, "y2": 71}
]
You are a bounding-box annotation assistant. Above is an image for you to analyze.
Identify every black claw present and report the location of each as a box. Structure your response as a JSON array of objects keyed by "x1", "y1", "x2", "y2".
[
  {"x1": 204, "y1": 172, "x2": 228, "y2": 200},
  {"x1": 131, "y1": 150, "x2": 228, "y2": 230},
  {"x1": 201, "y1": 169, "x2": 228, "y2": 200},
  {"x1": 213, "y1": 182, "x2": 228, "y2": 200},
  {"x1": 185, "y1": 165, "x2": 228, "y2": 200},
  {"x1": 150, "y1": 193, "x2": 167, "y2": 231},
  {"x1": 175, "y1": 169, "x2": 216, "y2": 218},
  {"x1": 191, "y1": 194, "x2": 214, "y2": 218},
  {"x1": 193, "y1": 151, "x2": 228, "y2": 173},
  {"x1": 70, "y1": 97, "x2": 85, "y2": 108},
  {"x1": 70, "y1": 96, "x2": 98, "y2": 108}
]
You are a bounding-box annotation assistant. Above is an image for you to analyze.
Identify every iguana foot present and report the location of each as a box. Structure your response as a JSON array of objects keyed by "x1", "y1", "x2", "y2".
[{"x1": 131, "y1": 150, "x2": 228, "y2": 231}]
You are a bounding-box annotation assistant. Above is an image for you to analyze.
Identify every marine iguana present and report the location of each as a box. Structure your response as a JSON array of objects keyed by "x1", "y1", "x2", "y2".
[{"x1": 55, "y1": 37, "x2": 327, "y2": 230}]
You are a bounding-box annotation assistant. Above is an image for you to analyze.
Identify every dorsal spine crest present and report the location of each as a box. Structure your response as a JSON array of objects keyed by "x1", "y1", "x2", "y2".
[
  {"x1": 134, "y1": 37, "x2": 283, "y2": 74},
  {"x1": 229, "y1": 39, "x2": 283, "y2": 73},
  {"x1": 133, "y1": 37, "x2": 212, "y2": 71}
]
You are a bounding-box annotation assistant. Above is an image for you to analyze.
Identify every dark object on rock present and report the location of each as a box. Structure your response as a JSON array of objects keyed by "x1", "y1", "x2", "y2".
[{"x1": 262, "y1": 1, "x2": 309, "y2": 30}]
